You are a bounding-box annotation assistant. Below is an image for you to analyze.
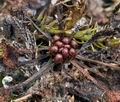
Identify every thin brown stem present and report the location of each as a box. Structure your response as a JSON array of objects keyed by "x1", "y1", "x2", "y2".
[
  {"x1": 76, "y1": 55, "x2": 120, "y2": 70},
  {"x1": 10, "y1": 60, "x2": 54, "y2": 92},
  {"x1": 71, "y1": 59, "x2": 108, "y2": 91}
]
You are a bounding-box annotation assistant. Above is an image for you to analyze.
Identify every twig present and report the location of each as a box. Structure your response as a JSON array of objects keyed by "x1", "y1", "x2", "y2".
[
  {"x1": 18, "y1": 54, "x2": 49, "y2": 67},
  {"x1": 10, "y1": 60, "x2": 54, "y2": 92},
  {"x1": 76, "y1": 55, "x2": 120, "y2": 70},
  {"x1": 38, "y1": 46, "x2": 49, "y2": 51},
  {"x1": 13, "y1": 93, "x2": 32, "y2": 102},
  {"x1": 26, "y1": 17, "x2": 52, "y2": 40},
  {"x1": 71, "y1": 60, "x2": 108, "y2": 91},
  {"x1": 55, "y1": 0, "x2": 71, "y2": 6}
]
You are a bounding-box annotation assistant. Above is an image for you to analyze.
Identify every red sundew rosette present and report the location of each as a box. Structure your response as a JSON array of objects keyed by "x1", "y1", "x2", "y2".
[{"x1": 49, "y1": 35, "x2": 77, "y2": 63}]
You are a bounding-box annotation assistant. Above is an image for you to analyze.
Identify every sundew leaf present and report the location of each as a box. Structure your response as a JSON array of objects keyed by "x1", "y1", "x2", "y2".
[
  {"x1": 80, "y1": 29, "x2": 117, "y2": 50},
  {"x1": 107, "y1": 37, "x2": 120, "y2": 47},
  {"x1": 37, "y1": 9, "x2": 46, "y2": 22},
  {"x1": 93, "y1": 42, "x2": 106, "y2": 49},
  {"x1": 74, "y1": 28, "x2": 97, "y2": 41},
  {"x1": 45, "y1": 27, "x2": 63, "y2": 33}
]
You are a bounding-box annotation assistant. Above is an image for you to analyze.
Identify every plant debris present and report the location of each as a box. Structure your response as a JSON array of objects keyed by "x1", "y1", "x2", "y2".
[{"x1": 0, "y1": 0, "x2": 120, "y2": 102}]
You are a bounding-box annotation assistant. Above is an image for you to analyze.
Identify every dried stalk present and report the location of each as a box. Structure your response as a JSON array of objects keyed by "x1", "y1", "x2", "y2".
[
  {"x1": 10, "y1": 60, "x2": 54, "y2": 92},
  {"x1": 13, "y1": 93, "x2": 32, "y2": 102},
  {"x1": 76, "y1": 55, "x2": 120, "y2": 70},
  {"x1": 71, "y1": 60, "x2": 108, "y2": 91}
]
